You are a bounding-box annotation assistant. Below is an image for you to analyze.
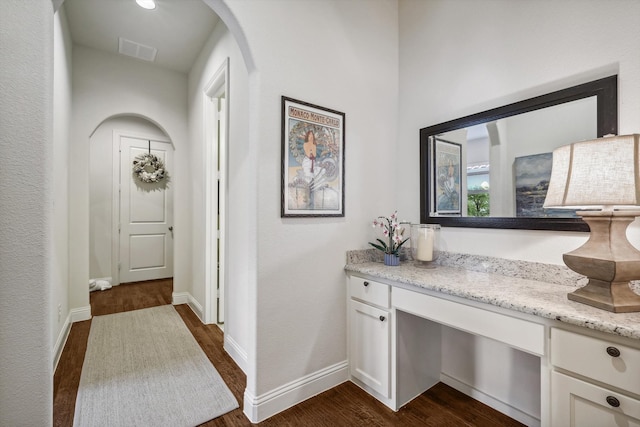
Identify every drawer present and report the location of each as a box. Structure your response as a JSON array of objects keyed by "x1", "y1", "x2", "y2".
[
  {"x1": 393, "y1": 286, "x2": 545, "y2": 355},
  {"x1": 551, "y1": 328, "x2": 640, "y2": 395},
  {"x1": 350, "y1": 276, "x2": 390, "y2": 308}
]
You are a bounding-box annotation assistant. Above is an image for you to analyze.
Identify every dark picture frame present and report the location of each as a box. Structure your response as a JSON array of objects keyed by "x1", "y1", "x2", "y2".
[
  {"x1": 281, "y1": 96, "x2": 345, "y2": 217},
  {"x1": 419, "y1": 75, "x2": 618, "y2": 231},
  {"x1": 430, "y1": 138, "x2": 462, "y2": 215}
]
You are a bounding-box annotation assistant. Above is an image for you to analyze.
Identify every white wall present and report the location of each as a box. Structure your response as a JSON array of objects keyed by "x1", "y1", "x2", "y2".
[
  {"x1": 398, "y1": 0, "x2": 640, "y2": 262},
  {"x1": 222, "y1": 0, "x2": 399, "y2": 412},
  {"x1": 188, "y1": 20, "x2": 251, "y2": 369},
  {"x1": 51, "y1": 3, "x2": 72, "y2": 365},
  {"x1": 89, "y1": 116, "x2": 169, "y2": 280},
  {"x1": 0, "y1": 1, "x2": 53, "y2": 424},
  {"x1": 398, "y1": 0, "x2": 640, "y2": 421},
  {"x1": 70, "y1": 45, "x2": 189, "y2": 310}
]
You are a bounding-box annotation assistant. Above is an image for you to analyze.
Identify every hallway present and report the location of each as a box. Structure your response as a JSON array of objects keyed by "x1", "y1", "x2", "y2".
[
  {"x1": 53, "y1": 280, "x2": 522, "y2": 426},
  {"x1": 53, "y1": 279, "x2": 248, "y2": 426}
]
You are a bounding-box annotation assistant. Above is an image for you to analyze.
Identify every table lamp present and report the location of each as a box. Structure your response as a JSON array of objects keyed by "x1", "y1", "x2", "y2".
[{"x1": 543, "y1": 134, "x2": 640, "y2": 313}]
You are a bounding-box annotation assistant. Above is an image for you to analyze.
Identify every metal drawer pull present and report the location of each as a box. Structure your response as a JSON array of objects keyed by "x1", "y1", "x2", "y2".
[
  {"x1": 379, "y1": 316, "x2": 386, "y2": 322},
  {"x1": 606, "y1": 346, "x2": 621, "y2": 357},
  {"x1": 363, "y1": 281, "x2": 369, "y2": 287},
  {"x1": 606, "y1": 396, "x2": 620, "y2": 408}
]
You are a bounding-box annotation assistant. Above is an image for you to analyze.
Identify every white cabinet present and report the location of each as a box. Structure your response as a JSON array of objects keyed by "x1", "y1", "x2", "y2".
[
  {"x1": 552, "y1": 371, "x2": 640, "y2": 427},
  {"x1": 346, "y1": 269, "x2": 640, "y2": 427},
  {"x1": 349, "y1": 299, "x2": 391, "y2": 398},
  {"x1": 551, "y1": 328, "x2": 640, "y2": 426},
  {"x1": 348, "y1": 276, "x2": 391, "y2": 399}
]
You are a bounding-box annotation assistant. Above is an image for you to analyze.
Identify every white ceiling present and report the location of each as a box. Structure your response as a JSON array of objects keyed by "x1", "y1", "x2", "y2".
[{"x1": 64, "y1": 0, "x2": 220, "y2": 74}]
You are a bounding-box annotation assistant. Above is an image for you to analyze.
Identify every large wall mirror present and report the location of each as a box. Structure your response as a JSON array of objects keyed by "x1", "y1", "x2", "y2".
[{"x1": 419, "y1": 75, "x2": 618, "y2": 232}]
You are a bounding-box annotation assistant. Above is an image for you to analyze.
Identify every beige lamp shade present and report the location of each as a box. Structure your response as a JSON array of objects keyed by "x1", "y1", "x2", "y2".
[
  {"x1": 543, "y1": 134, "x2": 640, "y2": 209},
  {"x1": 543, "y1": 134, "x2": 640, "y2": 313}
]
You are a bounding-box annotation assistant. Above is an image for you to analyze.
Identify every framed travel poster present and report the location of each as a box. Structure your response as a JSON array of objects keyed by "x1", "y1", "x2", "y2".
[
  {"x1": 433, "y1": 138, "x2": 462, "y2": 215},
  {"x1": 281, "y1": 96, "x2": 345, "y2": 217}
]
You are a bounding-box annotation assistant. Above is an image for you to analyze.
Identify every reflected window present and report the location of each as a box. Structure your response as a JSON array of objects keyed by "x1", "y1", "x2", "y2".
[{"x1": 466, "y1": 124, "x2": 490, "y2": 217}]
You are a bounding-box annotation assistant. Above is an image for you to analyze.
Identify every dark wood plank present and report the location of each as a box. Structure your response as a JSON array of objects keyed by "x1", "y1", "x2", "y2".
[
  {"x1": 53, "y1": 319, "x2": 90, "y2": 427},
  {"x1": 53, "y1": 279, "x2": 525, "y2": 427},
  {"x1": 90, "y1": 278, "x2": 172, "y2": 316}
]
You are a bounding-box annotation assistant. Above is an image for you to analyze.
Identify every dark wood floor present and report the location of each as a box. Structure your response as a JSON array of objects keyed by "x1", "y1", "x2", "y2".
[{"x1": 53, "y1": 279, "x2": 524, "y2": 426}]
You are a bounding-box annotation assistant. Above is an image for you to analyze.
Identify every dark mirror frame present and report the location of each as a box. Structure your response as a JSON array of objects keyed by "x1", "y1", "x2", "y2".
[{"x1": 419, "y1": 75, "x2": 618, "y2": 232}]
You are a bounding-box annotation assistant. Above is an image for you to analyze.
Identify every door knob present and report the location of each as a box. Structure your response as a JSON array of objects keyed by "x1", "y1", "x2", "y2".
[{"x1": 169, "y1": 226, "x2": 173, "y2": 231}]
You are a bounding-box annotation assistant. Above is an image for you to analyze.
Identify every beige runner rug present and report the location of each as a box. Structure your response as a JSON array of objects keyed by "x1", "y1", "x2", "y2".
[{"x1": 73, "y1": 305, "x2": 238, "y2": 427}]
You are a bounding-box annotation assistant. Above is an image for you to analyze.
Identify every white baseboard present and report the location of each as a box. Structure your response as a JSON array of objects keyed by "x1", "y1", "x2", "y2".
[
  {"x1": 53, "y1": 316, "x2": 71, "y2": 371},
  {"x1": 243, "y1": 360, "x2": 348, "y2": 423},
  {"x1": 224, "y1": 334, "x2": 248, "y2": 374},
  {"x1": 172, "y1": 292, "x2": 204, "y2": 321},
  {"x1": 171, "y1": 291, "x2": 190, "y2": 305},
  {"x1": 440, "y1": 373, "x2": 540, "y2": 427},
  {"x1": 70, "y1": 305, "x2": 91, "y2": 323},
  {"x1": 53, "y1": 305, "x2": 91, "y2": 371}
]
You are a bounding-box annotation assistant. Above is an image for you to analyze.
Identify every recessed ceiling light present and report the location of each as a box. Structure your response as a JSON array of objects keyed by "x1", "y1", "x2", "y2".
[{"x1": 136, "y1": 0, "x2": 156, "y2": 10}]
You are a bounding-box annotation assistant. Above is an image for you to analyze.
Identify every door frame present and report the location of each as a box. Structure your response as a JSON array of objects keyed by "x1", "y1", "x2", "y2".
[
  {"x1": 203, "y1": 58, "x2": 230, "y2": 325},
  {"x1": 111, "y1": 129, "x2": 173, "y2": 286}
]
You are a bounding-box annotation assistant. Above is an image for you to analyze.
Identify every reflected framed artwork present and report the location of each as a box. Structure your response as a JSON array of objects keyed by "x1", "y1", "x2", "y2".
[
  {"x1": 281, "y1": 96, "x2": 345, "y2": 217},
  {"x1": 514, "y1": 152, "x2": 577, "y2": 219},
  {"x1": 514, "y1": 152, "x2": 553, "y2": 218},
  {"x1": 432, "y1": 138, "x2": 462, "y2": 215}
]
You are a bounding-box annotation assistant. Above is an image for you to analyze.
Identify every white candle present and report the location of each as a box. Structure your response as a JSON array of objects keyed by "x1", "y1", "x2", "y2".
[{"x1": 416, "y1": 228, "x2": 434, "y2": 261}]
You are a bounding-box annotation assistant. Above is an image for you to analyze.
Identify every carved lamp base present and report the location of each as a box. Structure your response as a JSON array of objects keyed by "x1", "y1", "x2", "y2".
[{"x1": 564, "y1": 211, "x2": 640, "y2": 313}]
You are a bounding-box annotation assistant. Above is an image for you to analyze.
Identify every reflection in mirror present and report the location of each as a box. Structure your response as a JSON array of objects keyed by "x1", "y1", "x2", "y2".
[
  {"x1": 436, "y1": 97, "x2": 596, "y2": 218},
  {"x1": 420, "y1": 75, "x2": 617, "y2": 231}
]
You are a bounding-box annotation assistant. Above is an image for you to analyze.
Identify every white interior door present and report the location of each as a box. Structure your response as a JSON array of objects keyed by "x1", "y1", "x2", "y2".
[
  {"x1": 204, "y1": 58, "x2": 229, "y2": 326},
  {"x1": 217, "y1": 99, "x2": 226, "y2": 323},
  {"x1": 119, "y1": 136, "x2": 173, "y2": 283}
]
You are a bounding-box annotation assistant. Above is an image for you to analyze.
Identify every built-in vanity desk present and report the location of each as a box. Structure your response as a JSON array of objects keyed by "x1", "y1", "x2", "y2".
[{"x1": 345, "y1": 251, "x2": 640, "y2": 427}]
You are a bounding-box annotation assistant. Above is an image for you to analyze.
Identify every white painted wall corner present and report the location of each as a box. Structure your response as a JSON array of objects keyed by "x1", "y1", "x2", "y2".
[{"x1": 172, "y1": 291, "x2": 204, "y2": 321}]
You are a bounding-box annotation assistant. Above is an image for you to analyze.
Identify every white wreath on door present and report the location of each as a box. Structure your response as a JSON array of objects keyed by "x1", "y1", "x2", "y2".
[{"x1": 132, "y1": 153, "x2": 166, "y2": 183}]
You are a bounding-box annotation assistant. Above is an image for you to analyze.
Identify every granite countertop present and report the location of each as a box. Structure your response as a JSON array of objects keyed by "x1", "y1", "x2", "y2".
[{"x1": 345, "y1": 250, "x2": 640, "y2": 340}]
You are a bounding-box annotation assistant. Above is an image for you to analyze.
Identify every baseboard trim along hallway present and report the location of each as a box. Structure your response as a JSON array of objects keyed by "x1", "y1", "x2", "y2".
[
  {"x1": 172, "y1": 291, "x2": 203, "y2": 320},
  {"x1": 243, "y1": 360, "x2": 349, "y2": 423}
]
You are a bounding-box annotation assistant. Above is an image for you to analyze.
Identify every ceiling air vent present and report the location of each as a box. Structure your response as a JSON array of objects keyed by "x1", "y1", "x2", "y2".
[{"x1": 118, "y1": 37, "x2": 157, "y2": 62}]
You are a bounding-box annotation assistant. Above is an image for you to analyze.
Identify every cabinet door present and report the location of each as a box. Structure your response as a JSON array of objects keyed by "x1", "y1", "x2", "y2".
[
  {"x1": 350, "y1": 299, "x2": 391, "y2": 398},
  {"x1": 552, "y1": 371, "x2": 640, "y2": 427}
]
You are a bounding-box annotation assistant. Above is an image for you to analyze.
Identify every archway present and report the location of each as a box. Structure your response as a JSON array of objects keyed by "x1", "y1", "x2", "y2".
[{"x1": 89, "y1": 115, "x2": 173, "y2": 288}]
